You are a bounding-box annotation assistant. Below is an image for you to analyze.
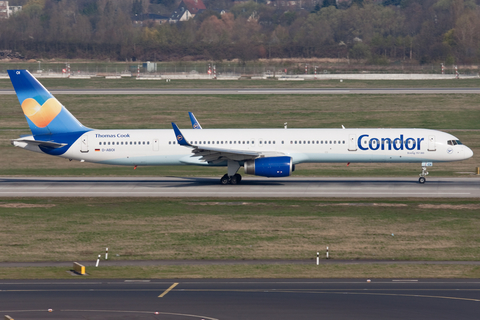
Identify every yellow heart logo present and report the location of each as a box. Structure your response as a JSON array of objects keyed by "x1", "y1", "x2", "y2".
[{"x1": 21, "y1": 98, "x2": 62, "y2": 128}]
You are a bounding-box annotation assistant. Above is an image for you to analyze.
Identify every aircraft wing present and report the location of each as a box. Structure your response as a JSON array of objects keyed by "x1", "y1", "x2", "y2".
[{"x1": 172, "y1": 123, "x2": 283, "y2": 164}]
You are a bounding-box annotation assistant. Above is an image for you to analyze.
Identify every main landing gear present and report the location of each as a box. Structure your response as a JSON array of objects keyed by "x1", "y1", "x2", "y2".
[
  {"x1": 418, "y1": 165, "x2": 429, "y2": 184},
  {"x1": 220, "y1": 160, "x2": 242, "y2": 185},
  {"x1": 220, "y1": 173, "x2": 242, "y2": 185}
]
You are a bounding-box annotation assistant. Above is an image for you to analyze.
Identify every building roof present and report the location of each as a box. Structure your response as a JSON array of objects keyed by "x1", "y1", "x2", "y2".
[{"x1": 181, "y1": 0, "x2": 206, "y2": 15}]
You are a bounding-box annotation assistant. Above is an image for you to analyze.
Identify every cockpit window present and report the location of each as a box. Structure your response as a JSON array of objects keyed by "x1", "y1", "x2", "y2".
[{"x1": 447, "y1": 140, "x2": 463, "y2": 146}]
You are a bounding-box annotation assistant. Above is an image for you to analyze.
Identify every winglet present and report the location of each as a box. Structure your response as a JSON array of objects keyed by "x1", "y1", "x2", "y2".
[
  {"x1": 171, "y1": 122, "x2": 191, "y2": 146},
  {"x1": 188, "y1": 112, "x2": 202, "y2": 129}
]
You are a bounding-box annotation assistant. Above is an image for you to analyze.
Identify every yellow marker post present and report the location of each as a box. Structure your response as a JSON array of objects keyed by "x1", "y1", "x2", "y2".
[
  {"x1": 158, "y1": 283, "x2": 179, "y2": 298},
  {"x1": 73, "y1": 262, "x2": 86, "y2": 275}
]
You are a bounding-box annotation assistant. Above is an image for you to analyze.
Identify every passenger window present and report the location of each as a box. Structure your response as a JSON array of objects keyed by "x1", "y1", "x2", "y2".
[
  {"x1": 147, "y1": 141, "x2": 149, "y2": 145},
  {"x1": 273, "y1": 141, "x2": 275, "y2": 144}
]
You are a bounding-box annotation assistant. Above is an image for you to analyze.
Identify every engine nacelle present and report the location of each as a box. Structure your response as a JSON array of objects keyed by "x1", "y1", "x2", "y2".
[{"x1": 244, "y1": 156, "x2": 293, "y2": 177}]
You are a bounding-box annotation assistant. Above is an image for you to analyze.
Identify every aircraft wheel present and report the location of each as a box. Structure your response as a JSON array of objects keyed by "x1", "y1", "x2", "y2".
[
  {"x1": 230, "y1": 175, "x2": 238, "y2": 185},
  {"x1": 220, "y1": 175, "x2": 230, "y2": 185},
  {"x1": 418, "y1": 177, "x2": 426, "y2": 184},
  {"x1": 234, "y1": 173, "x2": 242, "y2": 184}
]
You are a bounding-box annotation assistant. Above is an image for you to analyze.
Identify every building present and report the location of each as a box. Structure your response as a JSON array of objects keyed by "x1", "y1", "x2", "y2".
[
  {"x1": 170, "y1": 0, "x2": 206, "y2": 23},
  {"x1": 133, "y1": 13, "x2": 169, "y2": 25},
  {"x1": 0, "y1": 1, "x2": 21, "y2": 19}
]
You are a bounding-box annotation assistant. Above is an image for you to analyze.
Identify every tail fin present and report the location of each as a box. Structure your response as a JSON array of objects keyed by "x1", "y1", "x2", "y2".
[{"x1": 8, "y1": 70, "x2": 89, "y2": 136}]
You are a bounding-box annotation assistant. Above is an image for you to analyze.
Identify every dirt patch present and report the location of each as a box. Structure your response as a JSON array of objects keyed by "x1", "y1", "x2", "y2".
[
  {"x1": 317, "y1": 203, "x2": 408, "y2": 207},
  {"x1": 186, "y1": 202, "x2": 267, "y2": 206},
  {"x1": 0, "y1": 203, "x2": 56, "y2": 208},
  {"x1": 418, "y1": 204, "x2": 480, "y2": 210}
]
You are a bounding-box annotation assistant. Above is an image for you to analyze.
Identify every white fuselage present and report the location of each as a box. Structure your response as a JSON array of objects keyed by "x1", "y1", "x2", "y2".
[{"x1": 25, "y1": 128, "x2": 471, "y2": 167}]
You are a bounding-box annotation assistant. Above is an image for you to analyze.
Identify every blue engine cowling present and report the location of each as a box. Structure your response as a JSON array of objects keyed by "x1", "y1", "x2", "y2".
[{"x1": 244, "y1": 156, "x2": 293, "y2": 177}]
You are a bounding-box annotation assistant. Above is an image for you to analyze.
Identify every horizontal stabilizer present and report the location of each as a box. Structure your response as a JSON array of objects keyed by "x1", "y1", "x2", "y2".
[{"x1": 11, "y1": 138, "x2": 67, "y2": 149}]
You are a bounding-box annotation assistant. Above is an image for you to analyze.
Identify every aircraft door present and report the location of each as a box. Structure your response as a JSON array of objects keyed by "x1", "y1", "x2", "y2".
[
  {"x1": 348, "y1": 134, "x2": 357, "y2": 151},
  {"x1": 428, "y1": 135, "x2": 436, "y2": 151},
  {"x1": 153, "y1": 138, "x2": 159, "y2": 151},
  {"x1": 80, "y1": 134, "x2": 88, "y2": 153}
]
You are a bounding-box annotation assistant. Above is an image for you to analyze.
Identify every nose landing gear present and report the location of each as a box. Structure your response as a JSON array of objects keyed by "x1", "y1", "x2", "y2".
[{"x1": 419, "y1": 162, "x2": 432, "y2": 184}]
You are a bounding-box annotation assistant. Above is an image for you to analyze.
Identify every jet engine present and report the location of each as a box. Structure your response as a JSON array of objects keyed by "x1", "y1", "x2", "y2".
[{"x1": 244, "y1": 156, "x2": 293, "y2": 177}]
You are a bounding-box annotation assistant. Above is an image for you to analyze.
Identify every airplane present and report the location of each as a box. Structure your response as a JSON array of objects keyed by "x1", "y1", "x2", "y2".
[{"x1": 8, "y1": 70, "x2": 473, "y2": 185}]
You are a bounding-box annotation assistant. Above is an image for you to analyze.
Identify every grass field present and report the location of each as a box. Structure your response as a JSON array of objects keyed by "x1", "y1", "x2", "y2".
[
  {"x1": 0, "y1": 79, "x2": 479, "y2": 279},
  {"x1": 0, "y1": 94, "x2": 478, "y2": 177},
  {"x1": 1, "y1": 198, "x2": 480, "y2": 263},
  {"x1": 1, "y1": 78, "x2": 480, "y2": 90},
  {"x1": 2, "y1": 264, "x2": 480, "y2": 279}
]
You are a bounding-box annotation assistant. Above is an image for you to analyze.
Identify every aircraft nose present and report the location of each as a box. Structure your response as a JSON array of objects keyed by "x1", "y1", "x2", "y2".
[{"x1": 464, "y1": 146, "x2": 474, "y2": 159}]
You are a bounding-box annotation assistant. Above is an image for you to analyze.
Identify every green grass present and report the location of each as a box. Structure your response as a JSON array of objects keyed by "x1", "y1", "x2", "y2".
[
  {"x1": 1, "y1": 198, "x2": 480, "y2": 263},
  {"x1": 2, "y1": 94, "x2": 479, "y2": 129},
  {"x1": 2, "y1": 264, "x2": 480, "y2": 279},
  {"x1": 1, "y1": 78, "x2": 480, "y2": 90}
]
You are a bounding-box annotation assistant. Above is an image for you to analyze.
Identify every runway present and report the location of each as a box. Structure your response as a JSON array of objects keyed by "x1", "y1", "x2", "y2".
[
  {"x1": 0, "y1": 176, "x2": 479, "y2": 198},
  {"x1": 1, "y1": 88, "x2": 480, "y2": 95},
  {"x1": 1, "y1": 279, "x2": 480, "y2": 319}
]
